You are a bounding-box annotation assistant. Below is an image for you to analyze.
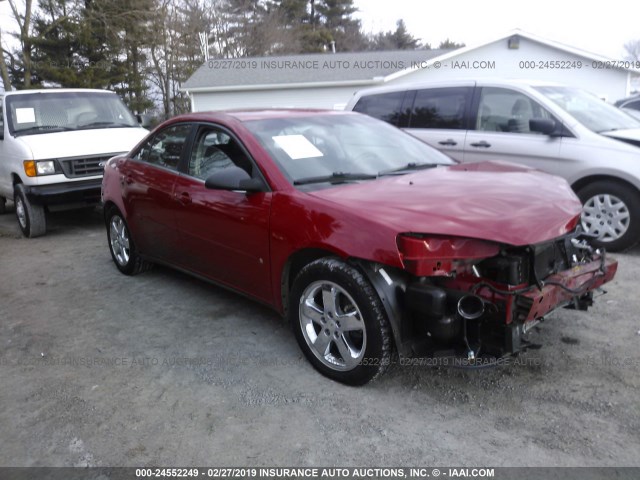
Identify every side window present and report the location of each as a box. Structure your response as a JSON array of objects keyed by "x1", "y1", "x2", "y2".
[
  {"x1": 352, "y1": 91, "x2": 408, "y2": 126},
  {"x1": 409, "y1": 87, "x2": 471, "y2": 129},
  {"x1": 626, "y1": 100, "x2": 640, "y2": 111},
  {"x1": 476, "y1": 87, "x2": 552, "y2": 134},
  {"x1": 0, "y1": 100, "x2": 4, "y2": 136},
  {"x1": 188, "y1": 127, "x2": 253, "y2": 181},
  {"x1": 133, "y1": 124, "x2": 192, "y2": 169}
]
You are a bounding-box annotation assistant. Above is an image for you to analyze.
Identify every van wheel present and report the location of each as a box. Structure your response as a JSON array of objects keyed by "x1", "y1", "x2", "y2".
[
  {"x1": 0, "y1": 197, "x2": 6, "y2": 214},
  {"x1": 14, "y1": 184, "x2": 46, "y2": 238},
  {"x1": 577, "y1": 180, "x2": 640, "y2": 252}
]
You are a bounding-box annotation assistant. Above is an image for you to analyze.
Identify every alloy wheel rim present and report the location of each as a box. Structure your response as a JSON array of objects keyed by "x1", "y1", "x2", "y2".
[
  {"x1": 109, "y1": 216, "x2": 130, "y2": 266},
  {"x1": 299, "y1": 280, "x2": 366, "y2": 371},
  {"x1": 581, "y1": 194, "x2": 630, "y2": 242}
]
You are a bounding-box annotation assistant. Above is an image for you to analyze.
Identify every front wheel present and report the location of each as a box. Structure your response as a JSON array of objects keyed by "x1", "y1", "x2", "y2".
[
  {"x1": 577, "y1": 180, "x2": 640, "y2": 252},
  {"x1": 14, "y1": 184, "x2": 46, "y2": 238},
  {"x1": 290, "y1": 258, "x2": 392, "y2": 385}
]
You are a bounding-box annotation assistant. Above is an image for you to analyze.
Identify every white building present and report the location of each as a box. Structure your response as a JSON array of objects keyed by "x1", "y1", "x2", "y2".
[{"x1": 182, "y1": 29, "x2": 640, "y2": 111}]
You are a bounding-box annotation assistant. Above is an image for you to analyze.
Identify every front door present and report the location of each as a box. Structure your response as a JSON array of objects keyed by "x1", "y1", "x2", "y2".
[
  {"x1": 463, "y1": 87, "x2": 563, "y2": 174},
  {"x1": 172, "y1": 125, "x2": 273, "y2": 303}
]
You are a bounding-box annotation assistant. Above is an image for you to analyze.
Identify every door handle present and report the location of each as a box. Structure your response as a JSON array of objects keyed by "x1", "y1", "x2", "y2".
[
  {"x1": 438, "y1": 139, "x2": 458, "y2": 146},
  {"x1": 470, "y1": 141, "x2": 491, "y2": 148},
  {"x1": 176, "y1": 191, "x2": 192, "y2": 205}
]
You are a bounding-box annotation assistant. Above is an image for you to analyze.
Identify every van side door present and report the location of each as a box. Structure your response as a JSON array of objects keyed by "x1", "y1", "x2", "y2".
[
  {"x1": 463, "y1": 87, "x2": 563, "y2": 172},
  {"x1": 401, "y1": 86, "x2": 473, "y2": 162}
]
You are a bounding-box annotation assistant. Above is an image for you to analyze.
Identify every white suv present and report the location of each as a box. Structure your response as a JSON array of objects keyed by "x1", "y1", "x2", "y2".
[
  {"x1": 0, "y1": 89, "x2": 149, "y2": 237},
  {"x1": 346, "y1": 79, "x2": 640, "y2": 251}
]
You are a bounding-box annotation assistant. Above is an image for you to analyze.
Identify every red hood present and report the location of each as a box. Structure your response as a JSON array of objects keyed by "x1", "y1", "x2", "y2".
[{"x1": 309, "y1": 161, "x2": 581, "y2": 246}]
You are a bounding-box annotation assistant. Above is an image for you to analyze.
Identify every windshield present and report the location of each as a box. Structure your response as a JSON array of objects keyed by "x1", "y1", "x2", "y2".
[
  {"x1": 6, "y1": 91, "x2": 139, "y2": 136},
  {"x1": 244, "y1": 113, "x2": 454, "y2": 188},
  {"x1": 535, "y1": 86, "x2": 640, "y2": 133}
]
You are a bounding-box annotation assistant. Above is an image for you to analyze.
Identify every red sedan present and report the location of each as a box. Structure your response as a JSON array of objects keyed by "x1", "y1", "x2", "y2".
[{"x1": 101, "y1": 110, "x2": 617, "y2": 385}]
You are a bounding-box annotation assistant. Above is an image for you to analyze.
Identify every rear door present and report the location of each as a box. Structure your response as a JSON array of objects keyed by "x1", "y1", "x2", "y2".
[
  {"x1": 463, "y1": 87, "x2": 563, "y2": 171},
  {"x1": 120, "y1": 123, "x2": 194, "y2": 261},
  {"x1": 172, "y1": 124, "x2": 273, "y2": 303}
]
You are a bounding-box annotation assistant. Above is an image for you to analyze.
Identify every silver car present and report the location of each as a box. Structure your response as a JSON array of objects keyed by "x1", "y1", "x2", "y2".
[{"x1": 346, "y1": 79, "x2": 640, "y2": 251}]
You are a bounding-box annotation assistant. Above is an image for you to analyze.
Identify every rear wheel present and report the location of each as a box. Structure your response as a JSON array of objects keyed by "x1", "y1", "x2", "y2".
[
  {"x1": 106, "y1": 207, "x2": 152, "y2": 275},
  {"x1": 0, "y1": 197, "x2": 6, "y2": 214},
  {"x1": 290, "y1": 258, "x2": 392, "y2": 385},
  {"x1": 577, "y1": 180, "x2": 640, "y2": 252},
  {"x1": 14, "y1": 184, "x2": 46, "y2": 238}
]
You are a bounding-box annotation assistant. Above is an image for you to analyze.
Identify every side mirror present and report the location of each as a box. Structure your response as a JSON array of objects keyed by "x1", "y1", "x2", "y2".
[
  {"x1": 204, "y1": 166, "x2": 266, "y2": 193},
  {"x1": 136, "y1": 114, "x2": 152, "y2": 129},
  {"x1": 529, "y1": 118, "x2": 560, "y2": 136}
]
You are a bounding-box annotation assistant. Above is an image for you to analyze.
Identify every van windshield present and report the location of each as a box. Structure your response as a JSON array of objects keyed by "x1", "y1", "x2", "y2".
[
  {"x1": 535, "y1": 86, "x2": 640, "y2": 133},
  {"x1": 6, "y1": 91, "x2": 139, "y2": 136}
]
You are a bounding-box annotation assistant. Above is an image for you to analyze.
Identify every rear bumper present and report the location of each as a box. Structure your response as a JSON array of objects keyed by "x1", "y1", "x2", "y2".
[{"x1": 23, "y1": 179, "x2": 103, "y2": 208}]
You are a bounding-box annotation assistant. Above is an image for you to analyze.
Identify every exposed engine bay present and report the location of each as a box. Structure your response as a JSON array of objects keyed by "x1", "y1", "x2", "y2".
[{"x1": 364, "y1": 228, "x2": 618, "y2": 362}]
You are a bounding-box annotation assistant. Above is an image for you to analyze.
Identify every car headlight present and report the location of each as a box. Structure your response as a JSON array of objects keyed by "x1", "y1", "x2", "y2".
[
  {"x1": 23, "y1": 160, "x2": 58, "y2": 177},
  {"x1": 397, "y1": 233, "x2": 500, "y2": 276}
]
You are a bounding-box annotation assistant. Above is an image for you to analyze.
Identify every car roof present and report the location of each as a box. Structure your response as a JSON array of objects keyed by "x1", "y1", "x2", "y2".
[
  {"x1": 171, "y1": 109, "x2": 356, "y2": 123},
  {"x1": 349, "y1": 78, "x2": 568, "y2": 98}
]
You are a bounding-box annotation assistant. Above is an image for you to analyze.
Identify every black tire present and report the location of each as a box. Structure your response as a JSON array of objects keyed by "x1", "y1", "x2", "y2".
[
  {"x1": 0, "y1": 197, "x2": 6, "y2": 215},
  {"x1": 14, "y1": 184, "x2": 46, "y2": 238},
  {"x1": 106, "y1": 207, "x2": 152, "y2": 275},
  {"x1": 289, "y1": 258, "x2": 392, "y2": 386},
  {"x1": 577, "y1": 180, "x2": 640, "y2": 252}
]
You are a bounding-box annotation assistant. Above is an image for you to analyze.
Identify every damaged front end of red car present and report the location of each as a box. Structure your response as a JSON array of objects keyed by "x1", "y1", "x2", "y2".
[{"x1": 365, "y1": 228, "x2": 617, "y2": 362}]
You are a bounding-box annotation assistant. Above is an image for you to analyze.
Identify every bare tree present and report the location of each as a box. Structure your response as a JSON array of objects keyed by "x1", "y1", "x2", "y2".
[
  {"x1": 624, "y1": 39, "x2": 640, "y2": 61},
  {"x1": 0, "y1": 26, "x2": 12, "y2": 90},
  {"x1": 8, "y1": 0, "x2": 34, "y2": 87},
  {"x1": 148, "y1": 0, "x2": 212, "y2": 118}
]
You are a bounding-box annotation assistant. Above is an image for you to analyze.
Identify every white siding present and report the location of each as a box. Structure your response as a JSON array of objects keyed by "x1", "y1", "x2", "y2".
[
  {"x1": 385, "y1": 38, "x2": 629, "y2": 101},
  {"x1": 190, "y1": 37, "x2": 631, "y2": 111}
]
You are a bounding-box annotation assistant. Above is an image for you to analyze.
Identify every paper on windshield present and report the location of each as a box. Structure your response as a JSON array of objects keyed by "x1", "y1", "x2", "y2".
[
  {"x1": 273, "y1": 135, "x2": 323, "y2": 160},
  {"x1": 16, "y1": 108, "x2": 36, "y2": 124}
]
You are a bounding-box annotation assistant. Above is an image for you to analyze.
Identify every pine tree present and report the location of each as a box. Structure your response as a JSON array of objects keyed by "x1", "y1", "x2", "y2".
[{"x1": 371, "y1": 19, "x2": 422, "y2": 51}]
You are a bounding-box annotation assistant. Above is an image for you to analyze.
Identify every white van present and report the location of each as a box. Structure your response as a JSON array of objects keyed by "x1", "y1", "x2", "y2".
[
  {"x1": 0, "y1": 88, "x2": 149, "y2": 237},
  {"x1": 346, "y1": 79, "x2": 640, "y2": 251}
]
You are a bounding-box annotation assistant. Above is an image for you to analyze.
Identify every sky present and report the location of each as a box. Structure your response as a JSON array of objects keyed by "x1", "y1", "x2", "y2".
[
  {"x1": 0, "y1": 0, "x2": 638, "y2": 60},
  {"x1": 354, "y1": 0, "x2": 639, "y2": 59}
]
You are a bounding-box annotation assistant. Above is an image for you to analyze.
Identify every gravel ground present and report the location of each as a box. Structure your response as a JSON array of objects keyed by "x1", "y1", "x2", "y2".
[{"x1": 0, "y1": 207, "x2": 638, "y2": 468}]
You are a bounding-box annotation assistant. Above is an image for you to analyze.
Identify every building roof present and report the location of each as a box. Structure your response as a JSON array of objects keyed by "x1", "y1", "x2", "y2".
[{"x1": 181, "y1": 49, "x2": 451, "y2": 92}]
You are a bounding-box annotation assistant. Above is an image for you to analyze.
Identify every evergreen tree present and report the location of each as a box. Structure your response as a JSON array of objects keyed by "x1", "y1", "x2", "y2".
[
  {"x1": 438, "y1": 38, "x2": 465, "y2": 49},
  {"x1": 372, "y1": 19, "x2": 422, "y2": 50}
]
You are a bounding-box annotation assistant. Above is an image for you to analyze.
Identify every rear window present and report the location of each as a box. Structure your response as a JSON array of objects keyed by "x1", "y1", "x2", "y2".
[
  {"x1": 352, "y1": 91, "x2": 407, "y2": 126},
  {"x1": 408, "y1": 87, "x2": 471, "y2": 129}
]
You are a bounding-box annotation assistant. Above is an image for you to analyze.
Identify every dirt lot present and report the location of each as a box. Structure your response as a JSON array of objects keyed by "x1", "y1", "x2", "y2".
[{"x1": 0, "y1": 207, "x2": 639, "y2": 468}]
